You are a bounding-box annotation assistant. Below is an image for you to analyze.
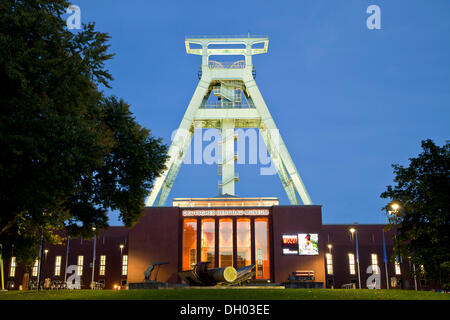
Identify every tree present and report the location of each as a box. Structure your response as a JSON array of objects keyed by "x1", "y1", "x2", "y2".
[
  {"x1": 381, "y1": 139, "x2": 450, "y2": 289},
  {"x1": 0, "y1": 0, "x2": 167, "y2": 263}
]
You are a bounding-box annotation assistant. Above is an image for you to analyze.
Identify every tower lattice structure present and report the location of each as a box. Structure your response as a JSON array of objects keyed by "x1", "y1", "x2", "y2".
[{"x1": 145, "y1": 35, "x2": 312, "y2": 206}]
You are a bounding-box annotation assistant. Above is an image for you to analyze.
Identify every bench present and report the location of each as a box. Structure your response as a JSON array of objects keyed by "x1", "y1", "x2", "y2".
[
  {"x1": 341, "y1": 283, "x2": 356, "y2": 289},
  {"x1": 289, "y1": 270, "x2": 315, "y2": 281},
  {"x1": 90, "y1": 281, "x2": 105, "y2": 290}
]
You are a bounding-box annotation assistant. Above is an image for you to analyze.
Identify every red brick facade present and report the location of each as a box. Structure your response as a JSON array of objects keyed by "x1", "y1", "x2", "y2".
[{"x1": 1, "y1": 205, "x2": 429, "y2": 290}]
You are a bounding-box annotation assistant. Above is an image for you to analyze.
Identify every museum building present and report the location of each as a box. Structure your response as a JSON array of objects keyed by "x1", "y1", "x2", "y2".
[
  {"x1": 1, "y1": 36, "x2": 431, "y2": 292},
  {"x1": 3, "y1": 196, "x2": 427, "y2": 291}
]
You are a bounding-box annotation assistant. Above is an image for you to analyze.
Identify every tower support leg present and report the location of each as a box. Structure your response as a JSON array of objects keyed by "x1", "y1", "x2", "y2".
[
  {"x1": 244, "y1": 73, "x2": 312, "y2": 205},
  {"x1": 145, "y1": 77, "x2": 211, "y2": 206},
  {"x1": 220, "y1": 119, "x2": 236, "y2": 195},
  {"x1": 260, "y1": 128, "x2": 299, "y2": 204}
]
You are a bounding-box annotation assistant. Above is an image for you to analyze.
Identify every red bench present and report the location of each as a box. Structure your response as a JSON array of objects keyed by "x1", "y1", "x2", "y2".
[{"x1": 289, "y1": 270, "x2": 315, "y2": 281}]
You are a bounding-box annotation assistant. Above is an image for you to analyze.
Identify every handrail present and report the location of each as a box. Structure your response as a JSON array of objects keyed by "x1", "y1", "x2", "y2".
[
  {"x1": 186, "y1": 35, "x2": 268, "y2": 39},
  {"x1": 200, "y1": 102, "x2": 250, "y2": 109},
  {"x1": 208, "y1": 60, "x2": 245, "y2": 69},
  {"x1": 218, "y1": 173, "x2": 239, "y2": 187}
]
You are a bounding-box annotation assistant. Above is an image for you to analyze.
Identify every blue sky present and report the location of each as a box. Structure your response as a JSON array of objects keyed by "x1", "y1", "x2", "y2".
[{"x1": 69, "y1": 0, "x2": 449, "y2": 225}]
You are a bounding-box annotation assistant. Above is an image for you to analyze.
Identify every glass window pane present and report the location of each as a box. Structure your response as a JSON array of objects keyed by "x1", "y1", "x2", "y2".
[
  {"x1": 9, "y1": 257, "x2": 16, "y2": 277},
  {"x1": 122, "y1": 255, "x2": 128, "y2": 276},
  {"x1": 201, "y1": 219, "x2": 215, "y2": 268},
  {"x1": 99, "y1": 255, "x2": 106, "y2": 276},
  {"x1": 77, "y1": 255, "x2": 83, "y2": 276},
  {"x1": 236, "y1": 218, "x2": 251, "y2": 268},
  {"x1": 326, "y1": 253, "x2": 333, "y2": 275},
  {"x1": 348, "y1": 253, "x2": 355, "y2": 275},
  {"x1": 55, "y1": 256, "x2": 61, "y2": 276},
  {"x1": 219, "y1": 219, "x2": 233, "y2": 267},
  {"x1": 255, "y1": 218, "x2": 270, "y2": 279},
  {"x1": 182, "y1": 219, "x2": 197, "y2": 270},
  {"x1": 32, "y1": 259, "x2": 38, "y2": 277}
]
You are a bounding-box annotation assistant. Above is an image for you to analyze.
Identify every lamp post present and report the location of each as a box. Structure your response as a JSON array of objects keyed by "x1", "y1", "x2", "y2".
[
  {"x1": 0, "y1": 244, "x2": 4, "y2": 291},
  {"x1": 382, "y1": 229, "x2": 389, "y2": 289},
  {"x1": 119, "y1": 244, "x2": 124, "y2": 288},
  {"x1": 37, "y1": 232, "x2": 43, "y2": 291},
  {"x1": 389, "y1": 203, "x2": 403, "y2": 289},
  {"x1": 64, "y1": 237, "x2": 70, "y2": 284},
  {"x1": 91, "y1": 227, "x2": 97, "y2": 289},
  {"x1": 412, "y1": 263, "x2": 418, "y2": 291},
  {"x1": 350, "y1": 227, "x2": 361, "y2": 289},
  {"x1": 40, "y1": 249, "x2": 48, "y2": 289}
]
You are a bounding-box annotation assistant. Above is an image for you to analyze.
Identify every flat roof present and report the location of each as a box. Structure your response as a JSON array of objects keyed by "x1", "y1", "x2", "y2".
[{"x1": 173, "y1": 196, "x2": 279, "y2": 208}]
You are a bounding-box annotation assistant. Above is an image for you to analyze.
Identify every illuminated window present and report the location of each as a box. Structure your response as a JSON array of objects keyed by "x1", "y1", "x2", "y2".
[
  {"x1": 54, "y1": 256, "x2": 62, "y2": 276},
  {"x1": 255, "y1": 218, "x2": 270, "y2": 279},
  {"x1": 99, "y1": 255, "x2": 106, "y2": 276},
  {"x1": 326, "y1": 253, "x2": 334, "y2": 275},
  {"x1": 236, "y1": 219, "x2": 251, "y2": 268},
  {"x1": 9, "y1": 257, "x2": 16, "y2": 277},
  {"x1": 122, "y1": 255, "x2": 128, "y2": 276},
  {"x1": 371, "y1": 254, "x2": 379, "y2": 274},
  {"x1": 395, "y1": 261, "x2": 401, "y2": 275},
  {"x1": 77, "y1": 255, "x2": 84, "y2": 276},
  {"x1": 182, "y1": 219, "x2": 197, "y2": 270},
  {"x1": 219, "y1": 219, "x2": 233, "y2": 267},
  {"x1": 32, "y1": 259, "x2": 39, "y2": 277},
  {"x1": 201, "y1": 219, "x2": 215, "y2": 268},
  {"x1": 348, "y1": 253, "x2": 356, "y2": 275}
]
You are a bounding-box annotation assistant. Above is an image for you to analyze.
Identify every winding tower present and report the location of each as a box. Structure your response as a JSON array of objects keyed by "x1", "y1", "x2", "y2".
[{"x1": 145, "y1": 35, "x2": 312, "y2": 206}]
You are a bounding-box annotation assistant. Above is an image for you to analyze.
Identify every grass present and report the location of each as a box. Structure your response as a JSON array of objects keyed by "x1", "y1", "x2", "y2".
[{"x1": 0, "y1": 288, "x2": 449, "y2": 300}]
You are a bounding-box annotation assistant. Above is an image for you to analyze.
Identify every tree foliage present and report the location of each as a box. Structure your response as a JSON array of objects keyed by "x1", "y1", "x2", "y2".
[
  {"x1": 381, "y1": 139, "x2": 450, "y2": 289},
  {"x1": 0, "y1": 0, "x2": 167, "y2": 263}
]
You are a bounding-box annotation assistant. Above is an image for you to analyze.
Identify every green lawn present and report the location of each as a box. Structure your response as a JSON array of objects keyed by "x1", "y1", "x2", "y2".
[{"x1": 0, "y1": 288, "x2": 448, "y2": 300}]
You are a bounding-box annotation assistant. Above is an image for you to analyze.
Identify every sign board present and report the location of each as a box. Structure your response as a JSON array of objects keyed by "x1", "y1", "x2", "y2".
[
  {"x1": 182, "y1": 209, "x2": 269, "y2": 217},
  {"x1": 282, "y1": 233, "x2": 319, "y2": 255}
]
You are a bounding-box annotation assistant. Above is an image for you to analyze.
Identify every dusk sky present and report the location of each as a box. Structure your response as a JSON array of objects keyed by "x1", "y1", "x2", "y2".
[{"x1": 68, "y1": 0, "x2": 450, "y2": 225}]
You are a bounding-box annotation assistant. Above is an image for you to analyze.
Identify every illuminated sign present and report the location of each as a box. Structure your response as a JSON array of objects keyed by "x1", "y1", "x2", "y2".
[
  {"x1": 182, "y1": 209, "x2": 270, "y2": 217},
  {"x1": 282, "y1": 235, "x2": 298, "y2": 245},
  {"x1": 282, "y1": 233, "x2": 319, "y2": 256},
  {"x1": 281, "y1": 234, "x2": 299, "y2": 255},
  {"x1": 298, "y1": 233, "x2": 319, "y2": 255}
]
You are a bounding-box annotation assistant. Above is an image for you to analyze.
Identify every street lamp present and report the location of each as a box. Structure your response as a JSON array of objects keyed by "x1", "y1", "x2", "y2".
[
  {"x1": 91, "y1": 227, "x2": 97, "y2": 289},
  {"x1": 327, "y1": 244, "x2": 332, "y2": 253},
  {"x1": 349, "y1": 227, "x2": 361, "y2": 289},
  {"x1": 40, "y1": 249, "x2": 49, "y2": 289},
  {"x1": 37, "y1": 232, "x2": 44, "y2": 291},
  {"x1": 390, "y1": 203, "x2": 400, "y2": 211},
  {"x1": 389, "y1": 202, "x2": 403, "y2": 289},
  {"x1": 0, "y1": 243, "x2": 4, "y2": 291},
  {"x1": 119, "y1": 244, "x2": 124, "y2": 287},
  {"x1": 64, "y1": 237, "x2": 70, "y2": 284}
]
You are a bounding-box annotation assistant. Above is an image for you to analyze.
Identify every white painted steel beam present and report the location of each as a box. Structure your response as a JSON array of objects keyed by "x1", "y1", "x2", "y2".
[
  {"x1": 145, "y1": 74, "x2": 211, "y2": 206},
  {"x1": 243, "y1": 71, "x2": 312, "y2": 205}
]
